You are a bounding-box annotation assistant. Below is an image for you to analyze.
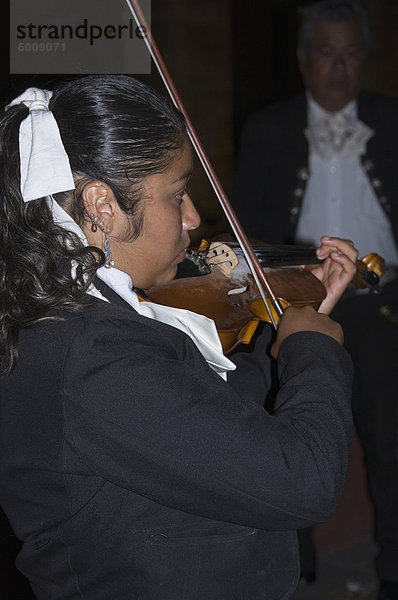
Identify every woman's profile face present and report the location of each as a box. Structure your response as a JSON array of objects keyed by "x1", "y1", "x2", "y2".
[{"x1": 113, "y1": 141, "x2": 200, "y2": 289}]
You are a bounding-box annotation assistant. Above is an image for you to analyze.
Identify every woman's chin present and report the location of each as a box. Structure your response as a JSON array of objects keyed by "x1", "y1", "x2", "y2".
[{"x1": 143, "y1": 266, "x2": 178, "y2": 290}]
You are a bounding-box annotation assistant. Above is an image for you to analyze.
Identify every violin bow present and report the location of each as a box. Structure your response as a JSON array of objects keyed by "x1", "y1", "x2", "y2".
[{"x1": 125, "y1": 0, "x2": 284, "y2": 328}]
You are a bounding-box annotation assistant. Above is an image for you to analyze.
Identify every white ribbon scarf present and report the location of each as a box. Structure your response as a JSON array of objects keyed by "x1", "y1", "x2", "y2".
[
  {"x1": 49, "y1": 197, "x2": 235, "y2": 380},
  {"x1": 304, "y1": 103, "x2": 374, "y2": 161}
]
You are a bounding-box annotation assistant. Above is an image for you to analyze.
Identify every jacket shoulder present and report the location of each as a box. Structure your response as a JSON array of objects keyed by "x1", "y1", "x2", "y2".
[
  {"x1": 360, "y1": 90, "x2": 398, "y2": 109},
  {"x1": 359, "y1": 91, "x2": 398, "y2": 126},
  {"x1": 15, "y1": 300, "x2": 183, "y2": 367},
  {"x1": 242, "y1": 94, "x2": 306, "y2": 133}
]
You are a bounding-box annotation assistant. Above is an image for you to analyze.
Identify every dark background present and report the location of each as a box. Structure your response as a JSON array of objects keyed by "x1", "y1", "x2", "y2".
[
  {"x1": 1, "y1": 1, "x2": 397, "y2": 597},
  {"x1": 2, "y1": 0, "x2": 397, "y2": 241}
]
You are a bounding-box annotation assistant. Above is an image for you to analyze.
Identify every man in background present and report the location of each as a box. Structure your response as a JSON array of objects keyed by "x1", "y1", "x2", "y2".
[{"x1": 232, "y1": 1, "x2": 398, "y2": 599}]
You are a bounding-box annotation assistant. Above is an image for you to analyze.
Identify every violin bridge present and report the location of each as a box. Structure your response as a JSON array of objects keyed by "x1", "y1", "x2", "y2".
[{"x1": 206, "y1": 242, "x2": 238, "y2": 276}]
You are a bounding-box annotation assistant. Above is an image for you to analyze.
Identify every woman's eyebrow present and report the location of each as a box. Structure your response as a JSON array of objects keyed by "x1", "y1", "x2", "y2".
[{"x1": 171, "y1": 168, "x2": 193, "y2": 184}]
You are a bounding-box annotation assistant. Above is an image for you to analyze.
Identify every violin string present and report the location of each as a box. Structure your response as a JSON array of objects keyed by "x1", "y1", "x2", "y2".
[{"x1": 206, "y1": 256, "x2": 235, "y2": 267}]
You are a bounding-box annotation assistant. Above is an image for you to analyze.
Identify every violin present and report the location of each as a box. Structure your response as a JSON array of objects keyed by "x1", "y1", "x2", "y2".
[
  {"x1": 142, "y1": 238, "x2": 384, "y2": 354},
  {"x1": 127, "y1": 0, "x2": 385, "y2": 351}
]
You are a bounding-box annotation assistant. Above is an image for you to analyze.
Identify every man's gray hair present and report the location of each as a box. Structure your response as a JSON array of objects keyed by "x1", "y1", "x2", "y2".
[{"x1": 297, "y1": 0, "x2": 371, "y2": 52}]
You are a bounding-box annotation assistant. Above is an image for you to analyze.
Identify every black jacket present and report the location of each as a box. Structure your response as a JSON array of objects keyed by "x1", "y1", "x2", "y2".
[{"x1": 0, "y1": 294, "x2": 353, "y2": 599}]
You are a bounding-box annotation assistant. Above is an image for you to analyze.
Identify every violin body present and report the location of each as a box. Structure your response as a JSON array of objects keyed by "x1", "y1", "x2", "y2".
[
  {"x1": 143, "y1": 238, "x2": 384, "y2": 354},
  {"x1": 144, "y1": 240, "x2": 326, "y2": 353}
]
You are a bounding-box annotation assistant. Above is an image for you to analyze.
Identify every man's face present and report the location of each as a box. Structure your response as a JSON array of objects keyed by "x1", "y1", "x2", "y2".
[{"x1": 297, "y1": 20, "x2": 366, "y2": 112}]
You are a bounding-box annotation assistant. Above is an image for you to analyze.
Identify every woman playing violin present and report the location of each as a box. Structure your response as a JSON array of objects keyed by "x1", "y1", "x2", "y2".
[{"x1": 0, "y1": 75, "x2": 357, "y2": 600}]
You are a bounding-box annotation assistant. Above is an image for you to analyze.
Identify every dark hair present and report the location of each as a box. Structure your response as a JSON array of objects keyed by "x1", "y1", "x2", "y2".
[
  {"x1": 297, "y1": 0, "x2": 371, "y2": 52},
  {"x1": 0, "y1": 75, "x2": 187, "y2": 374}
]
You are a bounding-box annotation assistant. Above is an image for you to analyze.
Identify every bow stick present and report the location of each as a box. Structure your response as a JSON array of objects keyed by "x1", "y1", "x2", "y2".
[{"x1": 125, "y1": 0, "x2": 284, "y2": 328}]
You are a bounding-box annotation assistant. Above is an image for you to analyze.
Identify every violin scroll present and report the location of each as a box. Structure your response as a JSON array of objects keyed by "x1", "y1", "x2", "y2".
[{"x1": 353, "y1": 253, "x2": 385, "y2": 289}]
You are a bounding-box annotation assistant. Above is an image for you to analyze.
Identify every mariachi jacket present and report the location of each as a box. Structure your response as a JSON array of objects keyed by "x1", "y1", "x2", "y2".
[
  {"x1": 0, "y1": 287, "x2": 353, "y2": 600},
  {"x1": 232, "y1": 91, "x2": 398, "y2": 246}
]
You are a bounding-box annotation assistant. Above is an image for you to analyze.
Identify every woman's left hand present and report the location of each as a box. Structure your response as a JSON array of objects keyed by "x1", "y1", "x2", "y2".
[{"x1": 310, "y1": 236, "x2": 359, "y2": 315}]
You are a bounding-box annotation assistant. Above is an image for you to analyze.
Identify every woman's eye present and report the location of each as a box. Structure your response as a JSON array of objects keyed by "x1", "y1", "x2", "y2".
[{"x1": 175, "y1": 188, "x2": 186, "y2": 202}]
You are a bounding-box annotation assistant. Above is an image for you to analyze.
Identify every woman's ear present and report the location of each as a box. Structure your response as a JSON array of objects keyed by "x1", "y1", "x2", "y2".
[{"x1": 81, "y1": 181, "x2": 118, "y2": 231}]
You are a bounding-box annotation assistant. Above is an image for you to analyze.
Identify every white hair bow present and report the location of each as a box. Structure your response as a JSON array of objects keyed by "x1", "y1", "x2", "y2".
[{"x1": 6, "y1": 87, "x2": 75, "y2": 202}]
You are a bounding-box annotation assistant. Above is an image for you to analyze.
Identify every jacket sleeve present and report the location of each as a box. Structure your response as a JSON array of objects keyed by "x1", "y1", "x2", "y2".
[
  {"x1": 226, "y1": 322, "x2": 274, "y2": 407},
  {"x1": 62, "y1": 309, "x2": 353, "y2": 532}
]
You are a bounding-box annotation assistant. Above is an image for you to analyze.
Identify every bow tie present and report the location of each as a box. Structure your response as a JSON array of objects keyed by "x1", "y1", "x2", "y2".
[{"x1": 305, "y1": 112, "x2": 374, "y2": 160}]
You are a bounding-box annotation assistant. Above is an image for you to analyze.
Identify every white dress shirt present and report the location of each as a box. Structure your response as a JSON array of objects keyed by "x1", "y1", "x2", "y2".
[{"x1": 295, "y1": 94, "x2": 398, "y2": 267}]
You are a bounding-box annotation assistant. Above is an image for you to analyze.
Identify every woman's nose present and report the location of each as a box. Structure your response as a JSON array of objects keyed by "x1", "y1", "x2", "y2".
[{"x1": 183, "y1": 193, "x2": 201, "y2": 231}]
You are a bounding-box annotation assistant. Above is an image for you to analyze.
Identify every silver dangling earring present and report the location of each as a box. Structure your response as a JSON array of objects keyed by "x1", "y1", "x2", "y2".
[
  {"x1": 99, "y1": 218, "x2": 115, "y2": 269},
  {"x1": 103, "y1": 231, "x2": 115, "y2": 269},
  {"x1": 90, "y1": 213, "x2": 98, "y2": 232}
]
